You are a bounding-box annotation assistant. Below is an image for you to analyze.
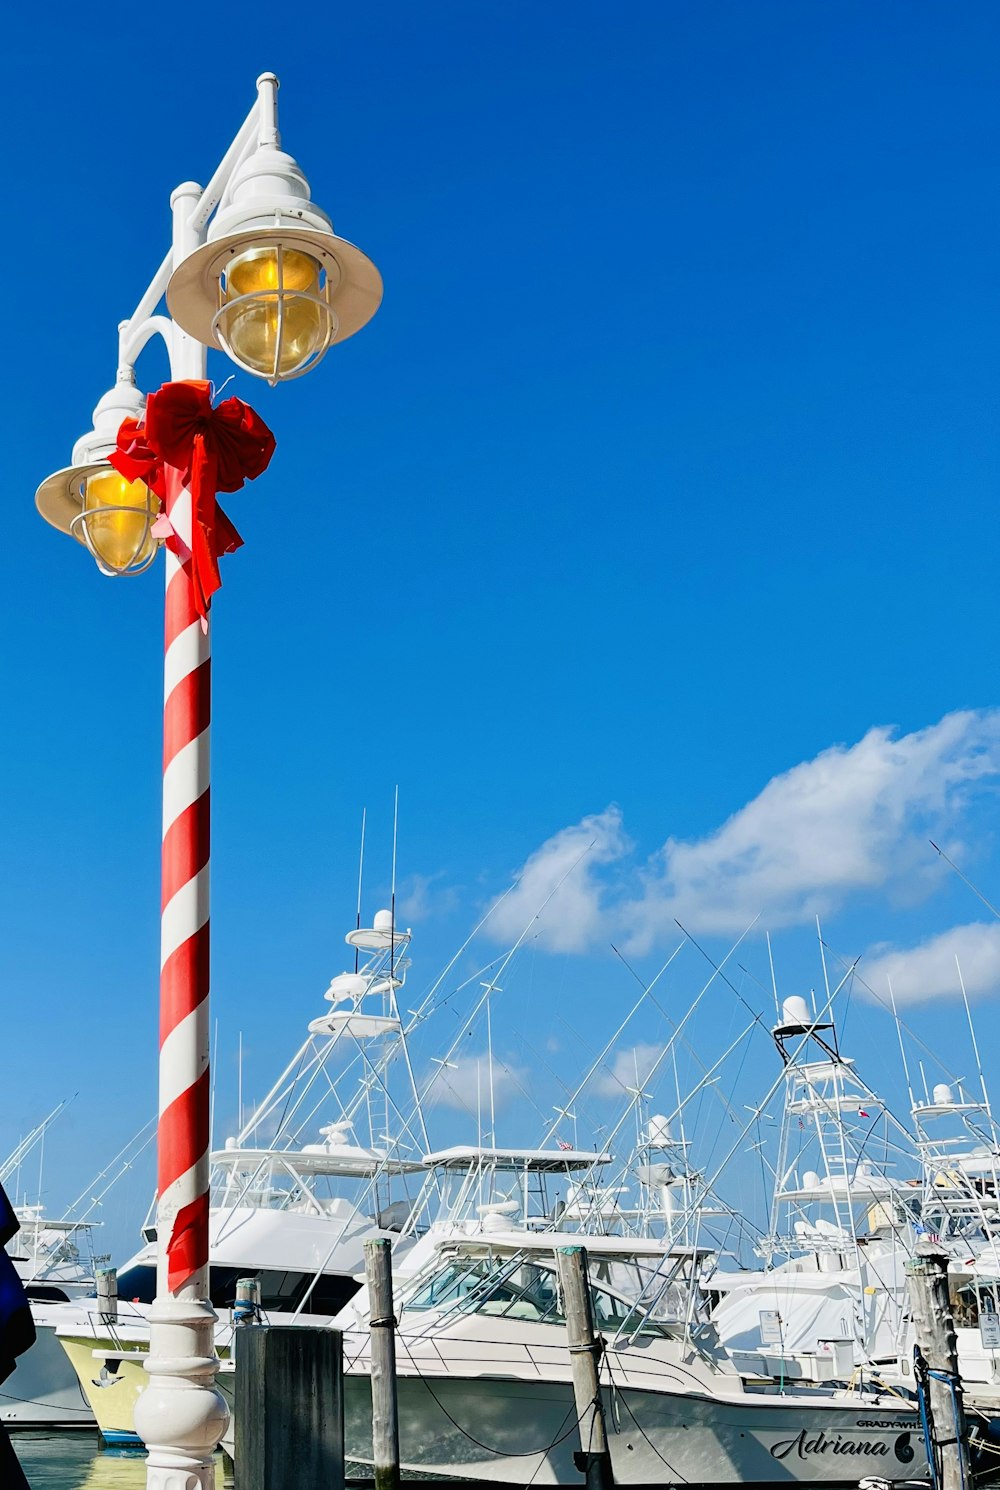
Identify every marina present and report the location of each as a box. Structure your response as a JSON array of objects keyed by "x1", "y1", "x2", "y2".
[
  {"x1": 11, "y1": 950, "x2": 1000, "y2": 1488},
  {"x1": 8, "y1": 6, "x2": 999, "y2": 1490},
  {"x1": 9, "y1": 859, "x2": 1000, "y2": 1488},
  {"x1": 8, "y1": 812, "x2": 1000, "y2": 1488}
]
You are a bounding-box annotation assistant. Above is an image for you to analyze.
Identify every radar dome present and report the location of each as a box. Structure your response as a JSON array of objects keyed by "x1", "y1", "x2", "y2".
[
  {"x1": 781, "y1": 995, "x2": 812, "y2": 1026},
  {"x1": 932, "y1": 1083, "x2": 954, "y2": 1107},
  {"x1": 373, "y1": 909, "x2": 395, "y2": 933},
  {"x1": 326, "y1": 972, "x2": 367, "y2": 1003}
]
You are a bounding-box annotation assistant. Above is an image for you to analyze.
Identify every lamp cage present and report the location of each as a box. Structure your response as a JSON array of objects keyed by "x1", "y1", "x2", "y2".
[
  {"x1": 212, "y1": 240, "x2": 338, "y2": 383},
  {"x1": 69, "y1": 466, "x2": 162, "y2": 577}
]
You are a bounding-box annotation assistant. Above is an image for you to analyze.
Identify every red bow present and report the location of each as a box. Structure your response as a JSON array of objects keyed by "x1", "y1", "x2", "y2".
[{"x1": 109, "y1": 380, "x2": 276, "y2": 621}]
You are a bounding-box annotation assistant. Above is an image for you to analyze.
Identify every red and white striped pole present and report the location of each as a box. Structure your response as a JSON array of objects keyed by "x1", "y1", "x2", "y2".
[
  {"x1": 157, "y1": 458, "x2": 211, "y2": 1303},
  {"x1": 132, "y1": 183, "x2": 228, "y2": 1490}
]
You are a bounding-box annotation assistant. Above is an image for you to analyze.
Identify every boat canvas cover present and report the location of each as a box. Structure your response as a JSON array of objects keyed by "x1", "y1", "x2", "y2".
[{"x1": 715, "y1": 1276, "x2": 856, "y2": 1354}]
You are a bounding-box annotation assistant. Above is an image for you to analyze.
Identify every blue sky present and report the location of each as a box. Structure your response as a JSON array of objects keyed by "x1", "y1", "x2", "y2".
[{"x1": 4, "y1": 1, "x2": 1000, "y2": 1259}]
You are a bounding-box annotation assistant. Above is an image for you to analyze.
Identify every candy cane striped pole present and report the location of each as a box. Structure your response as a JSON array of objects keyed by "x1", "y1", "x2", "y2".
[
  {"x1": 133, "y1": 181, "x2": 228, "y2": 1490},
  {"x1": 158, "y1": 458, "x2": 211, "y2": 1299}
]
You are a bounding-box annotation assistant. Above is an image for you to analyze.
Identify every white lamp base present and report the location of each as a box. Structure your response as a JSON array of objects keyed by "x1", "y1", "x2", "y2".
[{"x1": 133, "y1": 1293, "x2": 230, "y2": 1490}]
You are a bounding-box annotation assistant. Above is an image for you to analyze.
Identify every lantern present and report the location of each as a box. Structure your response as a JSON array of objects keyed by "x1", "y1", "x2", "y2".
[
  {"x1": 35, "y1": 372, "x2": 161, "y2": 576},
  {"x1": 167, "y1": 137, "x2": 381, "y2": 385}
]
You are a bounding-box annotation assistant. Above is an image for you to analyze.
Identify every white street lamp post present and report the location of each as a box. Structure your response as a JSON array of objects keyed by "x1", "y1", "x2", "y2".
[{"x1": 35, "y1": 73, "x2": 382, "y2": 1490}]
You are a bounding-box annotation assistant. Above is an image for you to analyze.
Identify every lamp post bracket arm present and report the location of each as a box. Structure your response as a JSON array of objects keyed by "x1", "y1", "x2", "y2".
[
  {"x1": 120, "y1": 314, "x2": 176, "y2": 370},
  {"x1": 120, "y1": 248, "x2": 175, "y2": 349},
  {"x1": 187, "y1": 100, "x2": 264, "y2": 238}
]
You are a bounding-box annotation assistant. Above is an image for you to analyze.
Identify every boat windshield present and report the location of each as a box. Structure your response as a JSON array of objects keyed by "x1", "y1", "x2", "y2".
[
  {"x1": 113, "y1": 1262, "x2": 360, "y2": 1316},
  {"x1": 402, "y1": 1251, "x2": 682, "y2": 1333}
]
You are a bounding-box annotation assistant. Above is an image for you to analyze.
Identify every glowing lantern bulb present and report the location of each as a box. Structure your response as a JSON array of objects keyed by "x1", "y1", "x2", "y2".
[
  {"x1": 220, "y1": 247, "x2": 327, "y2": 379},
  {"x1": 82, "y1": 469, "x2": 159, "y2": 574}
]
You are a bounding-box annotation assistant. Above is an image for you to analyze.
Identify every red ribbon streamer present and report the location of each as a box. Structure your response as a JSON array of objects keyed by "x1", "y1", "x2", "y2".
[
  {"x1": 110, "y1": 380, "x2": 275, "y2": 621},
  {"x1": 166, "y1": 1193, "x2": 210, "y2": 1293}
]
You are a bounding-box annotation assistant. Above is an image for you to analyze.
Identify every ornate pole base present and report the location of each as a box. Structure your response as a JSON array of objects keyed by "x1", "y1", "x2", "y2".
[{"x1": 134, "y1": 1295, "x2": 230, "y2": 1490}]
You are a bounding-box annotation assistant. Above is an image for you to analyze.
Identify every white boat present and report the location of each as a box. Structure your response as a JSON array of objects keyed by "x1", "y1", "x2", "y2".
[
  {"x1": 1, "y1": 1105, "x2": 113, "y2": 1430},
  {"x1": 712, "y1": 987, "x2": 1000, "y2": 1419},
  {"x1": 221, "y1": 982, "x2": 924, "y2": 1481},
  {"x1": 893, "y1": 1074, "x2": 1000, "y2": 1406},
  {"x1": 340, "y1": 1230, "x2": 927, "y2": 1484},
  {"x1": 216, "y1": 1140, "x2": 617, "y2": 1457},
  {"x1": 713, "y1": 995, "x2": 918, "y2": 1379},
  {"x1": 56, "y1": 904, "x2": 430, "y2": 1444},
  {"x1": 335, "y1": 1139, "x2": 615, "y2": 1307},
  {"x1": 3, "y1": 1211, "x2": 102, "y2": 1430}
]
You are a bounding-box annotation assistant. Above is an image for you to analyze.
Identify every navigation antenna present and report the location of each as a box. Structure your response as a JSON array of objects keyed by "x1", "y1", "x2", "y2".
[
  {"x1": 766, "y1": 931, "x2": 781, "y2": 1022},
  {"x1": 482, "y1": 981, "x2": 501, "y2": 1144},
  {"x1": 387, "y1": 788, "x2": 400, "y2": 1175},
  {"x1": 887, "y1": 976, "x2": 917, "y2": 1112},
  {"x1": 815, "y1": 916, "x2": 843, "y2": 1058},
  {"x1": 390, "y1": 786, "x2": 399, "y2": 983},
  {"x1": 354, "y1": 807, "x2": 367, "y2": 974},
  {"x1": 957, "y1": 956, "x2": 992, "y2": 1119},
  {"x1": 929, "y1": 840, "x2": 1000, "y2": 923},
  {"x1": 36, "y1": 1120, "x2": 45, "y2": 1213}
]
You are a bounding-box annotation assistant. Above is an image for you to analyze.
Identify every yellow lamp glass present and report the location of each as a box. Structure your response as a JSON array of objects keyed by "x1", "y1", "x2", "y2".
[
  {"x1": 219, "y1": 247, "x2": 328, "y2": 378},
  {"x1": 82, "y1": 469, "x2": 159, "y2": 573}
]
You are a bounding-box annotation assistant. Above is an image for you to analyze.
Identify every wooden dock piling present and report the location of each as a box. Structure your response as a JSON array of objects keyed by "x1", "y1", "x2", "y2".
[
  {"x1": 364, "y1": 1237, "x2": 401, "y2": 1490},
  {"x1": 556, "y1": 1246, "x2": 615, "y2": 1490},
  {"x1": 906, "y1": 1246, "x2": 970, "y2": 1490},
  {"x1": 95, "y1": 1266, "x2": 117, "y2": 1326},
  {"x1": 234, "y1": 1325, "x2": 344, "y2": 1490},
  {"x1": 233, "y1": 1275, "x2": 261, "y2": 1325}
]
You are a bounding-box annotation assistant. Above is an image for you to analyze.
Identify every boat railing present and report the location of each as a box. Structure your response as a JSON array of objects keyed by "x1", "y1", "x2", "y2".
[{"x1": 385, "y1": 1318, "x2": 741, "y2": 1397}]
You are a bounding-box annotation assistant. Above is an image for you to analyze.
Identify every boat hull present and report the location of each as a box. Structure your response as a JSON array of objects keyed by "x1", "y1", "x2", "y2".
[
  {"x1": 344, "y1": 1371, "x2": 925, "y2": 1485},
  {"x1": 2, "y1": 1322, "x2": 95, "y2": 1429},
  {"x1": 58, "y1": 1338, "x2": 145, "y2": 1445}
]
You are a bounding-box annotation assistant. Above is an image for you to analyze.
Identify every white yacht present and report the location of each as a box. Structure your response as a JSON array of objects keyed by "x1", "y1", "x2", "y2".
[
  {"x1": 3, "y1": 1208, "x2": 102, "y2": 1430},
  {"x1": 341, "y1": 1229, "x2": 927, "y2": 1484},
  {"x1": 713, "y1": 995, "x2": 918, "y2": 1378},
  {"x1": 721, "y1": 988, "x2": 1000, "y2": 1410},
  {"x1": 894, "y1": 1076, "x2": 1000, "y2": 1406},
  {"x1": 336, "y1": 1139, "x2": 614, "y2": 1302},
  {"x1": 704, "y1": 987, "x2": 1000, "y2": 1419},
  {"x1": 217, "y1": 1140, "x2": 616, "y2": 1458},
  {"x1": 1, "y1": 1107, "x2": 113, "y2": 1430}
]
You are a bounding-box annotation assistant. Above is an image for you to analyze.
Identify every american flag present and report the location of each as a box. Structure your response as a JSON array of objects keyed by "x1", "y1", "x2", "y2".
[{"x1": 557, "y1": 1139, "x2": 573, "y2": 1151}]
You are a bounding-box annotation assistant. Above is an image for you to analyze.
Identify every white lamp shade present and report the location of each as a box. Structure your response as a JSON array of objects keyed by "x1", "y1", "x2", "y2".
[
  {"x1": 166, "y1": 141, "x2": 382, "y2": 373},
  {"x1": 35, "y1": 373, "x2": 146, "y2": 541},
  {"x1": 35, "y1": 460, "x2": 107, "y2": 538}
]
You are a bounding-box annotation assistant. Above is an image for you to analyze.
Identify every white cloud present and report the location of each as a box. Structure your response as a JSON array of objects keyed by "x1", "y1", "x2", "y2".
[
  {"x1": 625, "y1": 709, "x2": 1000, "y2": 946},
  {"x1": 487, "y1": 710, "x2": 1000, "y2": 953},
  {"x1": 863, "y1": 922, "x2": 1000, "y2": 1006},
  {"x1": 486, "y1": 807, "x2": 630, "y2": 952},
  {"x1": 594, "y1": 1044, "x2": 667, "y2": 1099},
  {"x1": 398, "y1": 871, "x2": 459, "y2": 924},
  {"x1": 426, "y1": 1053, "x2": 525, "y2": 1117}
]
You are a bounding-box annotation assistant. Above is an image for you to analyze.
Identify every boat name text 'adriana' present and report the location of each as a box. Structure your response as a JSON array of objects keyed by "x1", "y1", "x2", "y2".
[{"x1": 769, "y1": 1430, "x2": 914, "y2": 1463}]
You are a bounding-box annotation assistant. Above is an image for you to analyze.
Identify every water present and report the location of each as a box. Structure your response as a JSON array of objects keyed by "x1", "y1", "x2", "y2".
[
  {"x1": 11, "y1": 1432, "x2": 212, "y2": 1489},
  {"x1": 10, "y1": 1438, "x2": 419, "y2": 1489}
]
